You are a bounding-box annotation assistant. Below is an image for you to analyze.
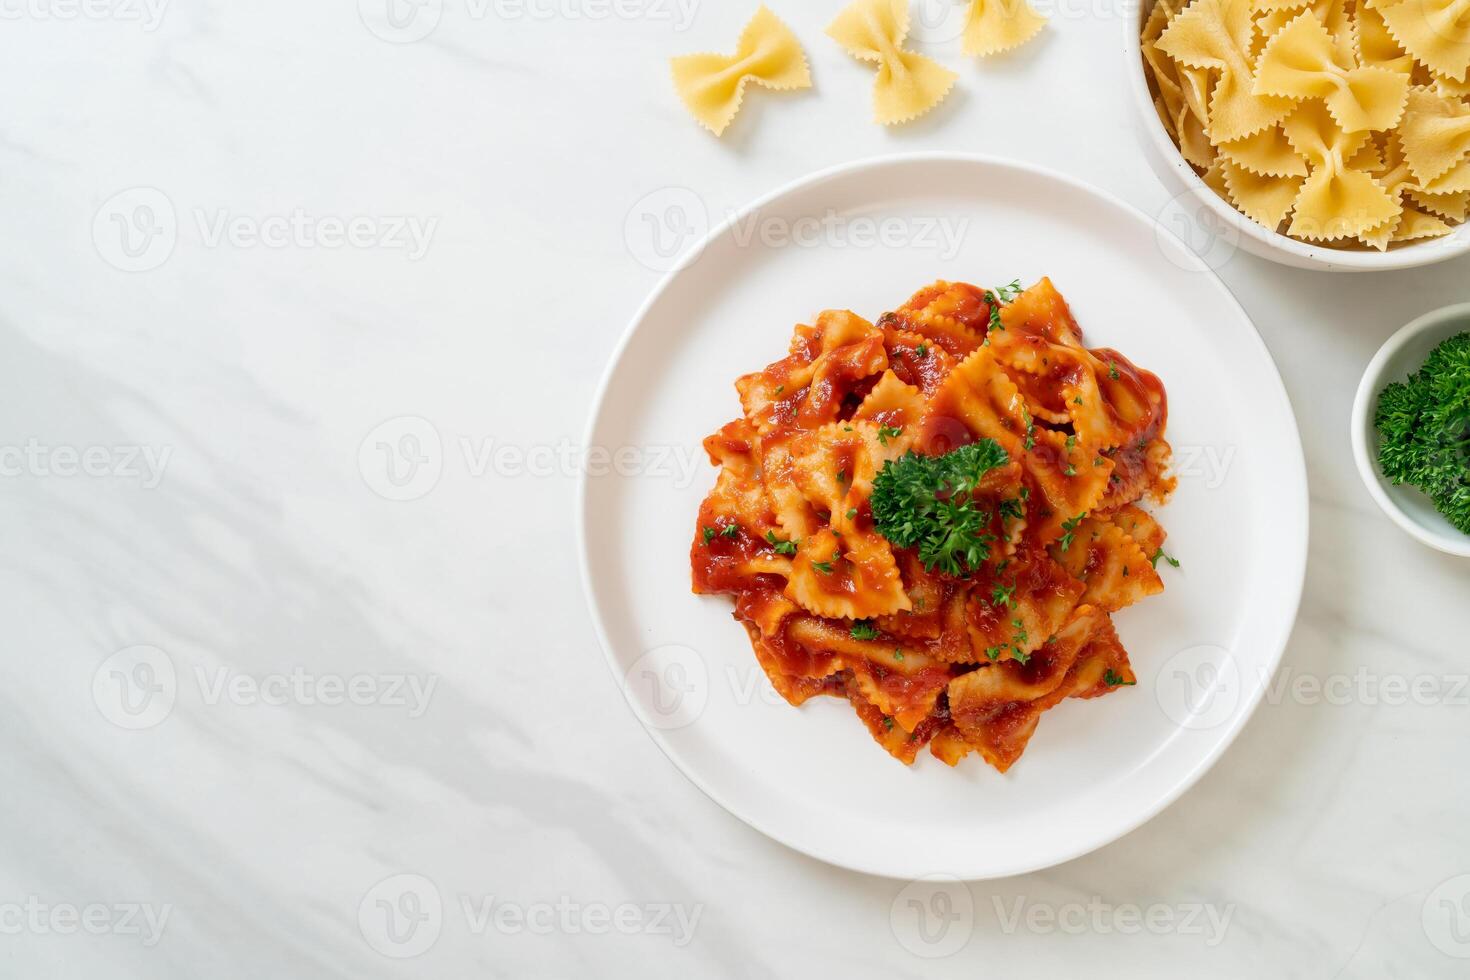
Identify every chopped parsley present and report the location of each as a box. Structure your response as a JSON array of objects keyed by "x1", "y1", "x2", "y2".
[
  {"x1": 915, "y1": 344, "x2": 929, "y2": 357},
  {"x1": 893, "y1": 649, "x2": 905, "y2": 661},
  {"x1": 845, "y1": 508, "x2": 858, "y2": 521},
  {"x1": 765, "y1": 530, "x2": 798, "y2": 556},
  {"x1": 877, "y1": 424, "x2": 904, "y2": 446},
  {"x1": 850, "y1": 620, "x2": 879, "y2": 640},
  {"x1": 1108, "y1": 361, "x2": 1120, "y2": 381},
  {"x1": 1057, "y1": 513, "x2": 1086, "y2": 552},
  {"x1": 990, "y1": 582, "x2": 1017, "y2": 609},
  {"x1": 701, "y1": 526, "x2": 717, "y2": 545},
  {"x1": 720, "y1": 524, "x2": 739, "y2": 539},
  {"x1": 869, "y1": 440, "x2": 1010, "y2": 576},
  {"x1": 812, "y1": 559, "x2": 835, "y2": 574},
  {"x1": 1104, "y1": 669, "x2": 1135, "y2": 687}
]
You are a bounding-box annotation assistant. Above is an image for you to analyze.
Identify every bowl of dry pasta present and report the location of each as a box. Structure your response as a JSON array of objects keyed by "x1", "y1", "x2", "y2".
[{"x1": 1126, "y1": 0, "x2": 1470, "y2": 271}]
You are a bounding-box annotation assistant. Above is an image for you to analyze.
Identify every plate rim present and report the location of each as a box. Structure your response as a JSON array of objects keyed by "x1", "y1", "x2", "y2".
[{"x1": 577, "y1": 151, "x2": 1309, "y2": 880}]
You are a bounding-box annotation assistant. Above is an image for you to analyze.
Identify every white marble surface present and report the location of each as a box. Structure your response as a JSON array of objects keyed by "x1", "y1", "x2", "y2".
[{"x1": 2, "y1": 1, "x2": 1469, "y2": 976}]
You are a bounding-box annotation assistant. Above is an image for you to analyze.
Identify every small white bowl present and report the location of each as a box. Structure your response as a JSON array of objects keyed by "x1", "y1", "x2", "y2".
[
  {"x1": 1351, "y1": 304, "x2": 1470, "y2": 557},
  {"x1": 1122, "y1": 0, "x2": 1470, "y2": 272}
]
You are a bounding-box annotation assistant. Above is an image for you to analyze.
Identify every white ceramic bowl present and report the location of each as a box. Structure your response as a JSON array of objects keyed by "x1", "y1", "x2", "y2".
[
  {"x1": 1122, "y1": 0, "x2": 1470, "y2": 272},
  {"x1": 1351, "y1": 303, "x2": 1470, "y2": 557}
]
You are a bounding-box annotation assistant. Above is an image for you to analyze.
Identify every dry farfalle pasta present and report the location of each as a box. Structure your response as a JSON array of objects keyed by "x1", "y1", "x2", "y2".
[
  {"x1": 961, "y1": 0, "x2": 1049, "y2": 56},
  {"x1": 827, "y1": 0, "x2": 959, "y2": 124},
  {"x1": 1142, "y1": 0, "x2": 1470, "y2": 248},
  {"x1": 670, "y1": 6, "x2": 812, "y2": 136}
]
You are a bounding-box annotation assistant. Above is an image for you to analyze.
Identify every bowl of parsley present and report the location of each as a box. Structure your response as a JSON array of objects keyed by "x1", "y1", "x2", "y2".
[{"x1": 1353, "y1": 305, "x2": 1470, "y2": 558}]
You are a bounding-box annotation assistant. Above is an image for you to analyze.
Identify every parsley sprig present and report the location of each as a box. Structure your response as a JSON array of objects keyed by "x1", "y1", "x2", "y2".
[
  {"x1": 1375, "y1": 332, "x2": 1470, "y2": 535},
  {"x1": 869, "y1": 440, "x2": 1009, "y2": 576}
]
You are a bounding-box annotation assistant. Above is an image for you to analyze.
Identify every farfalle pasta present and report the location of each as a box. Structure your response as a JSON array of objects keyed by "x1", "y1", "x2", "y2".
[
  {"x1": 670, "y1": 6, "x2": 812, "y2": 136},
  {"x1": 1142, "y1": 0, "x2": 1470, "y2": 248},
  {"x1": 962, "y1": 0, "x2": 1048, "y2": 57},
  {"x1": 691, "y1": 279, "x2": 1176, "y2": 772},
  {"x1": 827, "y1": 0, "x2": 958, "y2": 125}
]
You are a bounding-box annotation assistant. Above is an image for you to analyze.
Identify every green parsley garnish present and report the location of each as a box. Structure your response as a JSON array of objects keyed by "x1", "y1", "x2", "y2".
[
  {"x1": 877, "y1": 424, "x2": 903, "y2": 446},
  {"x1": 1375, "y1": 332, "x2": 1470, "y2": 535},
  {"x1": 1150, "y1": 547, "x2": 1181, "y2": 569},
  {"x1": 1058, "y1": 513, "x2": 1086, "y2": 552},
  {"x1": 882, "y1": 716, "x2": 895, "y2": 731},
  {"x1": 812, "y1": 559, "x2": 834, "y2": 574},
  {"x1": 850, "y1": 620, "x2": 879, "y2": 640},
  {"x1": 720, "y1": 524, "x2": 739, "y2": 539},
  {"x1": 1104, "y1": 669, "x2": 1135, "y2": 687},
  {"x1": 915, "y1": 344, "x2": 929, "y2": 357},
  {"x1": 990, "y1": 582, "x2": 1017, "y2": 608},
  {"x1": 845, "y1": 508, "x2": 858, "y2": 520},
  {"x1": 893, "y1": 649, "x2": 904, "y2": 661},
  {"x1": 869, "y1": 440, "x2": 1010, "y2": 576},
  {"x1": 1108, "y1": 361, "x2": 1120, "y2": 381},
  {"x1": 999, "y1": 498, "x2": 1025, "y2": 521},
  {"x1": 765, "y1": 530, "x2": 798, "y2": 556},
  {"x1": 701, "y1": 527, "x2": 717, "y2": 545}
]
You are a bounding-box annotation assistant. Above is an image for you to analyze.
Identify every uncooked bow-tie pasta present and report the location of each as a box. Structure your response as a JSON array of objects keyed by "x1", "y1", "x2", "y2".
[
  {"x1": 827, "y1": 0, "x2": 958, "y2": 125},
  {"x1": 962, "y1": 0, "x2": 1048, "y2": 57},
  {"x1": 690, "y1": 279, "x2": 1177, "y2": 772},
  {"x1": 670, "y1": 6, "x2": 812, "y2": 136},
  {"x1": 1142, "y1": 0, "x2": 1470, "y2": 248}
]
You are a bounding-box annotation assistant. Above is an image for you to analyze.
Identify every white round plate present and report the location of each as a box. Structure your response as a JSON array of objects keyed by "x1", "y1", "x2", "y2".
[{"x1": 579, "y1": 154, "x2": 1308, "y2": 880}]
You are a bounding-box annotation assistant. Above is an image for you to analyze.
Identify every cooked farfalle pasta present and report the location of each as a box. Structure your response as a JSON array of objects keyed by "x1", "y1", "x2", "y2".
[
  {"x1": 961, "y1": 0, "x2": 1048, "y2": 57},
  {"x1": 827, "y1": 0, "x2": 958, "y2": 125},
  {"x1": 1142, "y1": 0, "x2": 1470, "y2": 248},
  {"x1": 691, "y1": 279, "x2": 1176, "y2": 771},
  {"x1": 670, "y1": 6, "x2": 812, "y2": 136}
]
